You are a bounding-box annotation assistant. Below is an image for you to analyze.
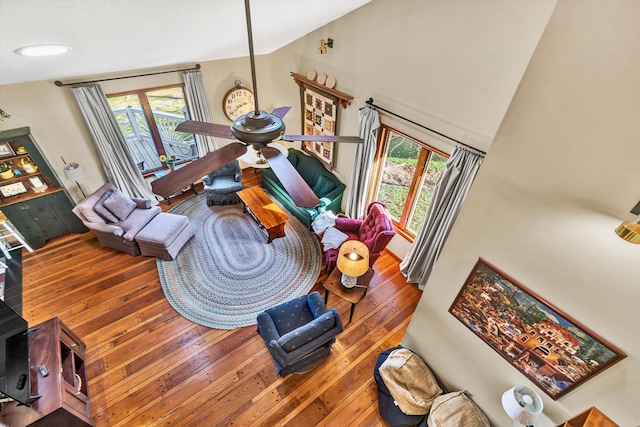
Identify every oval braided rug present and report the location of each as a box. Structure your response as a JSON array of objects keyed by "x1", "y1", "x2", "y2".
[{"x1": 156, "y1": 192, "x2": 321, "y2": 329}]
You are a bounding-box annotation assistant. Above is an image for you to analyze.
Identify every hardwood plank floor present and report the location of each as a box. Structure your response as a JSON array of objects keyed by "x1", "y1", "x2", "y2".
[{"x1": 18, "y1": 170, "x2": 422, "y2": 427}]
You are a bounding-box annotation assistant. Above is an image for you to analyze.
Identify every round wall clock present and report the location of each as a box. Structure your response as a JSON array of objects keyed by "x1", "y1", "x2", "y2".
[{"x1": 223, "y1": 81, "x2": 255, "y2": 121}]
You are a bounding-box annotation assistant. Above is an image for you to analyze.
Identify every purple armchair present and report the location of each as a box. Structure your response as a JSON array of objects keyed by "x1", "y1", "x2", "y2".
[
  {"x1": 72, "y1": 183, "x2": 194, "y2": 260},
  {"x1": 324, "y1": 202, "x2": 396, "y2": 273}
]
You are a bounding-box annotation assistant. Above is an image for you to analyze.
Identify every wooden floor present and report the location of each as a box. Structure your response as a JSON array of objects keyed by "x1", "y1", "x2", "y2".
[{"x1": 19, "y1": 170, "x2": 422, "y2": 427}]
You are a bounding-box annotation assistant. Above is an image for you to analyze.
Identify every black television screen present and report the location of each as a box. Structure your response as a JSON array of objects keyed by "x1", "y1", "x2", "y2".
[{"x1": 0, "y1": 298, "x2": 30, "y2": 406}]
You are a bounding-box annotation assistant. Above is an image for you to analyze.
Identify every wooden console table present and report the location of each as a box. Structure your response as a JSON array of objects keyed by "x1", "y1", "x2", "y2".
[
  {"x1": 562, "y1": 406, "x2": 619, "y2": 427},
  {"x1": 237, "y1": 186, "x2": 288, "y2": 243},
  {"x1": 0, "y1": 317, "x2": 94, "y2": 427}
]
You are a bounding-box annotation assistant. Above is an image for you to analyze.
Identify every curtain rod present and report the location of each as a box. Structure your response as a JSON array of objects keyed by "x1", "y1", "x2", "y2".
[
  {"x1": 364, "y1": 98, "x2": 486, "y2": 155},
  {"x1": 54, "y1": 64, "x2": 201, "y2": 87}
]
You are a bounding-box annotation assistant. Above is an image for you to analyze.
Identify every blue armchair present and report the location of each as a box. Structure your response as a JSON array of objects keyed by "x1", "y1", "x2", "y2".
[
  {"x1": 257, "y1": 292, "x2": 344, "y2": 377},
  {"x1": 203, "y1": 159, "x2": 243, "y2": 205}
]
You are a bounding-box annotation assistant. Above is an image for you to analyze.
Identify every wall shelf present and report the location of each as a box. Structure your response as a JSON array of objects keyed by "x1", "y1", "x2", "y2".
[{"x1": 290, "y1": 72, "x2": 353, "y2": 109}]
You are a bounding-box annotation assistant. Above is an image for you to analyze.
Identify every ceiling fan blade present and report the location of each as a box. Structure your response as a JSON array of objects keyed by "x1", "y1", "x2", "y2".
[
  {"x1": 281, "y1": 135, "x2": 364, "y2": 144},
  {"x1": 151, "y1": 142, "x2": 247, "y2": 198},
  {"x1": 261, "y1": 147, "x2": 321, "y2": 209},
  {"x1": 271, "y1": 106, "x2": 291, "y2": 119},
  {"x1": 175, "y1": 120, "x2": 235, "y2": 139}
]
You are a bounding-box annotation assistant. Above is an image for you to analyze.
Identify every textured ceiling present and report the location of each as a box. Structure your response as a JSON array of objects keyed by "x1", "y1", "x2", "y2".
[{"x1": 0, "y1": 0, "x2": 370, "y2": 85}]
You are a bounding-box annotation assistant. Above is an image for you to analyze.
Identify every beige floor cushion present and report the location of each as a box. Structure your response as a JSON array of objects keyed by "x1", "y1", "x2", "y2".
[
  {"x1": 378, "y1": 348, "x2": 442, "y2": 415},
  {"x1": 427, "y1": 391, "x2": 490, "y2": 427}
]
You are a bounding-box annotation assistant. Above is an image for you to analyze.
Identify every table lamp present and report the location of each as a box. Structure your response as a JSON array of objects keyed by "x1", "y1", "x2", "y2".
[
  {"x1": 502, "y1": 385, "x2": 543, "y2": 427},
  {"x1": 336, "y1": 240, "x2": 369, "y2": 288}
]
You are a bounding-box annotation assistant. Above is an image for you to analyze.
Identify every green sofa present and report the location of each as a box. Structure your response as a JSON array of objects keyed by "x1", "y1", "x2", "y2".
[{"x1": 261, "y1": 148, "x2": 345, "y2": 229}]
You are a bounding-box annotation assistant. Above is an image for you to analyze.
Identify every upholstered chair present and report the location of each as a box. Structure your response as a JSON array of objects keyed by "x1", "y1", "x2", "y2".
[
  {"x1": 257, "y1": 292, "x2": 344, "y2": 377},
  {"x1": 72, "y1": 183, "x2": 193, "y2": 260},
  {"x1": 324, "y1": 202, "x2": 396, "y2": 273},
  {"x1": 203, "y1": 159, "x2": 243, "y2": 206}
]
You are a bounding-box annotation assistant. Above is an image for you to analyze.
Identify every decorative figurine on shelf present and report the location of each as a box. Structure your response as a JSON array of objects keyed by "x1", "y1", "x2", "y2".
[
  {"x1": 13, "y1": 169, "x2": 21, "y2": 176},
  {"x1": 0, "y1": 162, "x2": 14, "y2": 180},
  {"x1": 19, "y1": 157, "x2": 37, "y2": 173},
  {"x1": 159, "y1": 154, "x2": 177, "y2": 171},
  {"x1": 29, "y1": 176, "x2": 48, "y2": 193}
]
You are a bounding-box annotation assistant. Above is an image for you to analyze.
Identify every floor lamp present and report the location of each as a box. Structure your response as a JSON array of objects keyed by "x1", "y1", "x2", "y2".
[{"x1": 63, "y1": 162, "x2": 87, "y2": 198}]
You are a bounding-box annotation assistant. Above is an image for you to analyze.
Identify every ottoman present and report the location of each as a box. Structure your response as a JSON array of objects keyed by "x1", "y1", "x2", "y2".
[{"x1": 135, "y1": 213, "x2": 194, "y2": 260}]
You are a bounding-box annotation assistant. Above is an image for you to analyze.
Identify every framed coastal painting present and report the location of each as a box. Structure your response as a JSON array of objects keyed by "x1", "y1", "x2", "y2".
[{"x1": 449, "y1": 258, "x2": 625, "y2": 400}]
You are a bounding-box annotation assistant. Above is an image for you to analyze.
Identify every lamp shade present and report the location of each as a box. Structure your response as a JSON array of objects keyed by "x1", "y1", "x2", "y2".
[
  {"x1": 336, "y1": 240, "x2": 369, "y2": 278},
  {"x1": 502, "y1": 386, "x2": 543, "y2": 426},
  {"x1": 63, "y1": 162, "x2": 85, "y2": 181}
]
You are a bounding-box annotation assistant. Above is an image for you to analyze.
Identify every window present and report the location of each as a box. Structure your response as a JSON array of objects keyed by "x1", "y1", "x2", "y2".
[
  {"x1": 107, "y1": 84, "x2": 197, "y2": 173},
  {"x1": 370, "y1": 125, "x2": 448, "y2": 239}
]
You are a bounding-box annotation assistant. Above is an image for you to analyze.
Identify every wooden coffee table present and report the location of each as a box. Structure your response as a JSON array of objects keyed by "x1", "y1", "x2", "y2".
[
  {"x1": 237, "y1": 186, "x2": 288, "y2": 243},
  {"x1": 323, "y1": 267, "x2": 374, "y2": 322}
]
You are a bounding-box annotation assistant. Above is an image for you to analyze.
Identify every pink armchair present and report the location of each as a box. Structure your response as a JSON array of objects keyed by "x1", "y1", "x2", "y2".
[{"x1": 324, "y1": 202, "x2": 396, "y2": 273}]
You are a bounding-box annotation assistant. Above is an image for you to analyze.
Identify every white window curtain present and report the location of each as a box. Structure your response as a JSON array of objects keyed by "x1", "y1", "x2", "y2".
[
  {"x1": 182, "y1": 69, "x2": 217, "y2": 156},
  {"x1": 71, "y1": 84, "x2": 158, "y2": 202},
  {"x1": 400, "y1": 146, "x2": 484, "y2": 289},
  {"x1": 345, "y1": 105, "x2": 380, "y2": 219}
]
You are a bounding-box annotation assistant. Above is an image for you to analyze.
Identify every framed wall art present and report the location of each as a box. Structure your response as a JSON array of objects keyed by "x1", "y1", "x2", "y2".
[
  {"x1": 290, "y1": 72, "x2": 353, "y2": 169},
  {"x1": 0, "y1": 182, "x2": 28, "y2": 197},
  {"x1": 302, "y1": 88, "x2": 337, "y2": 166},
  {"x1": 449, "y1": 258, "x2": 626, "y2": 400},
  {"x1": 0, "y1": 142, "x2": 15, "y2": 158}
]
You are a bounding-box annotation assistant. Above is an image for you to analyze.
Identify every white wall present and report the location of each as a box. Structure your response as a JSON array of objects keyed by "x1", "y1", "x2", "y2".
[
  {"x1": 267, "y1": 0, "x2": 556, "y2": 258},
  {"x1": 402, "y1": 1, "x2": 640, "y2": 425},
  {"x1": 0, "y1": 0, "x2": 554, "y2": 257},
  {"x1": 0, "y1": 56, "x2": 273, "y2": 201}
]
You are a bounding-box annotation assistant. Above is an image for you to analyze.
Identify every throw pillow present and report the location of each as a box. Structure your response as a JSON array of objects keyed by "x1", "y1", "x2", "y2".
[
  {"x1": 78, "y1": 201, "x2": 106, "y2": 224},
  {"x1": 378, "y1": 348, "x2": 443, "y2": 415},
  {"x1": 321, "y1": 227, "x2": 349, "y2": 251},
  {"x1": 92, "y1": 190, "x2": 118, "y2": 223},
  {"x1": 277, "y1": 311, "x2": 336, "y2": 352},
  {"x1": 103, "y1": 189, "x2": 137, "y2": 221},
  {"x1": 312, "y1": 175, "x2": 336, "y2": 196},
  {"x1": 427, "y1": 391, "x2": 490, "y2": 427}
]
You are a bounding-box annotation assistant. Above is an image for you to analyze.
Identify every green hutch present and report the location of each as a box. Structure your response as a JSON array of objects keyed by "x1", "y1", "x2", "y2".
[{"x1": 0, "y1": 127, "x2": 87, "y2": 249}]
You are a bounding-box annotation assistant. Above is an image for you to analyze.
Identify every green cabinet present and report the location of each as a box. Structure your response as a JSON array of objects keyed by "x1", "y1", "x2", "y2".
[{"x1": 0, "y1": 127, "x2": 87, "y2": 249}]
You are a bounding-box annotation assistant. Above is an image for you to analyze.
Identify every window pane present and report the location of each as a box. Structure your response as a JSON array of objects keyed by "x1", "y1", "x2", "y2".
[
  {"x1": 378, "y1": 132, "x2": 421, "y2": 221},
  {"x1": 146, "y1": 87, "x2": 197, "y2": 163},
  {"x1": 407, "y1": 152, "x2": 447, "y2": 233},
  {"x1": 107, "y1": 95, "x2": 159, "y2": 172}
]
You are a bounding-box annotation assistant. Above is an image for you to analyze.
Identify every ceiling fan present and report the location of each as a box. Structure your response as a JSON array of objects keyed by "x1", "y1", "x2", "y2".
[{"x1": 150, "y1": 0, "x2": 363, "y2": 208}]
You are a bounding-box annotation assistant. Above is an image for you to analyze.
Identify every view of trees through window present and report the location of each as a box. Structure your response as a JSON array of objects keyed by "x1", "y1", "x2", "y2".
[
  {"x1": 107, "y1": 85, "x2": 197, "y2": 173},
  {"x1": 373, "y1": 126, "x2": 448, "y2": 237}
]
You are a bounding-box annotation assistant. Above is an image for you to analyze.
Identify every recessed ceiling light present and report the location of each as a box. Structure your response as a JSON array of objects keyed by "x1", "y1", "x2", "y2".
[{"x1": 15, "y1": 44, "x2": 72, "y2": 57}]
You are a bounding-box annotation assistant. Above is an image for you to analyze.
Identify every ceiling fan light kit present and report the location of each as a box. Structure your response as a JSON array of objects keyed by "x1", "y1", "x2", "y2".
[{"x1": 231, "y1": 111, "x2": 285, "y2": 145}]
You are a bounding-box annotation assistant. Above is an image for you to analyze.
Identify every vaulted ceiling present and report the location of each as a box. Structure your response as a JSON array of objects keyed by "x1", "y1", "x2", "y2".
[{"x1": 0, "y1": 0, "x2": 370, "y2": 85}]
